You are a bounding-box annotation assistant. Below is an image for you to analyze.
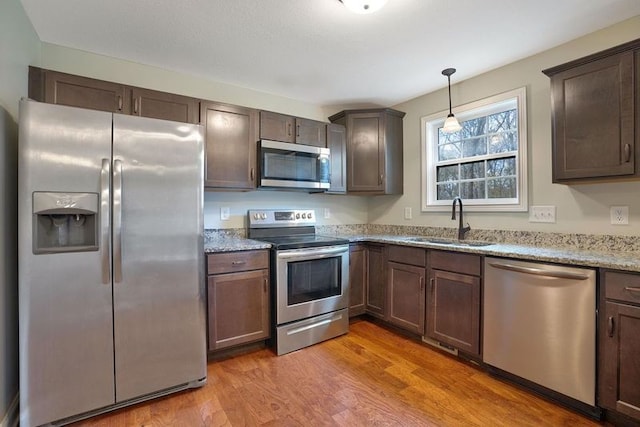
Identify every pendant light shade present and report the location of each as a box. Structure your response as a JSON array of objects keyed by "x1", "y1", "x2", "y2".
[
  {"x1": 340, "y1": 0, "x2": 388, "y2": 14},
  {"x1": 441, "y1": 68, "x2": 462, "y2": 133}
]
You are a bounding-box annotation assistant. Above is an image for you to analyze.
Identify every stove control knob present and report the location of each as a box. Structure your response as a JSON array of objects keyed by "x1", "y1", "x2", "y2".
[
  {"x1": 302, "y1": 213, "x2": 307, "y2": 219},
  {"x1": 253, "y1": 213, "x2": 260, "y2": 220},
  {"x1": 296, "y1": 213, "x2": 301, "y2": 219},
  {"x1": 260, "y1": 213, "x2": 267, "y2": 220},
  {"x1": 307, "y1": 212, "x2": 313, "y2": 219}
]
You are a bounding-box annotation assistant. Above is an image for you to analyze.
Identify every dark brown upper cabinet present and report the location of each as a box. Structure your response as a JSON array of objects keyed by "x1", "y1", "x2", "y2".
[
  {"x1": 543, "y1": 39, "x2": 640, "y2": 184},
  {"x1": 29, "y1": 67, "x2": 199, "y2": 124},
  {"x1": 329, "y1": 108, "x2": 405, "y2": 194},
  {"x1": 201, "y1": 101, "x2": 259, "y2": 190},
  {"x1": 30, "y1": 66, "x2": 129, "y2": 114},
  {"x1": 259, "y1": 111, "x2": 327, "y2": 147},
  {"x1": 130, "y1": 87, "x2": 199, "y2": 124},
  {"x1": 326, "y1": 123, "x2": 347, "y2": 194}
]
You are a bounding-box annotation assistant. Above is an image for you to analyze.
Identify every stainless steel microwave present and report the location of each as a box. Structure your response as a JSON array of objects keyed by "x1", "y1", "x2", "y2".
[{"x1": 258, "y1": 140, "x2": 331, "y2": 190}]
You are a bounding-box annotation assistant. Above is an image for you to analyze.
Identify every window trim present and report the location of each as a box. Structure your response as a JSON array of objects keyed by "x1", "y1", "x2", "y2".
[{"x1": 421, "y1": 86, "x2": 528, "y2": 212}]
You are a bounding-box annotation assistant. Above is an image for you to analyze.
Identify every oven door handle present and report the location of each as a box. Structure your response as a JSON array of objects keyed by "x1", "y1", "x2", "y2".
[{"x1": 277, "y1": 245, "x2": 348, "y2": 260}]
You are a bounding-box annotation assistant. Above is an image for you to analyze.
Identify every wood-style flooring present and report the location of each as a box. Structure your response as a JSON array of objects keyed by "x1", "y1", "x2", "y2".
[{"x1": 73, "y1": 320, "x2": 606, "y2": 426}]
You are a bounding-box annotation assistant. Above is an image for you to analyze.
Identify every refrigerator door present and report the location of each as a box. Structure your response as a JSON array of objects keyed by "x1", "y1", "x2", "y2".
[
  {"x1": 112, "y1": 114, "x2": 206, "y2": 402},
  {"x1": 18, "y1": 100, "x2": 115, "y2": 426}
]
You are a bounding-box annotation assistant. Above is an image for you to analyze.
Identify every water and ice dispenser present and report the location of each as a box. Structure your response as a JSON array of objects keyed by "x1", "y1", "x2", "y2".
[{"x1": 32, "y1": 192, "x2": 99, "y2": 254}]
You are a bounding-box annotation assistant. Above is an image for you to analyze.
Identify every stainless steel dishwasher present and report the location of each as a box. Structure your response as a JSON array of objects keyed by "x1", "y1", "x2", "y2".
[{"x1": 483, "y1": 257, "x2": 596, "y2": 407}]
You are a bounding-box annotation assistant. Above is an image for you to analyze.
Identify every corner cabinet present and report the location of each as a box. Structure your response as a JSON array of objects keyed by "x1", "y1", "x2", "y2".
[
  {"x1": 206, "y1": 250, "x2": 270, "y2": 351},
  {"x1": 542, "y1": 39, "x2": 640, "y2": 183},
  {"x1": 427, "y1": 250, "x2": 481, "y2": 357},
  {"x1": 386, "y1": 245, "x2": 426, "y2": 335},
  {"x1": 599, "y1": 270, "x2": 640, "y2": 422},
  {"x1": 201, "y1": 101, "x2": 259, "y2": 190},
  {"x1": 329, "y1": 108, "x2": 405, "y2": 194}
]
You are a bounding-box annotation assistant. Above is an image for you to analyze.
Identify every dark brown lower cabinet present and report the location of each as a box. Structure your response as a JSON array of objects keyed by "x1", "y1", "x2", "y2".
[
  {"x1": 365, "y1": 244, "x2": 386, "y2": 319},
  {"x1": 599, "y1": 270, "x2": 640, "y2": 422},
  {"x1": 349, "y1": 244, "x2": 367, "y2": 317},
  {"x1": 387, "y1": 262, "x2": 425, "y2": 334},
  {"x1": 427, "y1": 251, "x2": 481, "y2": 357},
  {"x1": 206, "y1": 251, "x2": 270, "y2": 351}
]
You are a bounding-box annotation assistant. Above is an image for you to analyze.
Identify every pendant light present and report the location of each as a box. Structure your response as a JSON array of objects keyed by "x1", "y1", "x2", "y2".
[
  {"x1": 441, "y1": 68, "x2": 462, "y2": 133},
  {"x1": 340, "y1": 0, "x2": 388, "y2": 14}
]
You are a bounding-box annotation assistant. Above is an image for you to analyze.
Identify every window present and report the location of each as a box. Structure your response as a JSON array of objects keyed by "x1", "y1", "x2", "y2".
[{"x1": 421, "y1": 87, "x2": 527, "y2": 212}]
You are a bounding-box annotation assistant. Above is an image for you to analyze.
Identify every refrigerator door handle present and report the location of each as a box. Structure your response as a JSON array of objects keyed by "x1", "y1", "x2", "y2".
[
  {"x1": 113, "y1": 159, "x2": 123, "y2": 283},
  {"x1": 100, "y1": 159, "x2": 111, "y2": 284}
]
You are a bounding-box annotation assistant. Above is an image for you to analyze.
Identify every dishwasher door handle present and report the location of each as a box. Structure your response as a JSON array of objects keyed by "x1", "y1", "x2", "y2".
[{"x1": 488, "y1": 262, "x2": 591, "y2": 281}]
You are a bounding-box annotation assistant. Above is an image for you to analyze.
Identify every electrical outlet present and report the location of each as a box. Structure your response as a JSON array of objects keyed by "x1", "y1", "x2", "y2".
[
  {"x1": 610, "y1": 206, "x2": 629, "y2": 225},
  {"x1": 404, "y1": 207, "x2": 412, "y2": 220},
  {"x1": 220, "y1": 206, "x2": 230, "y2": 220},
  {"x1": 529, "y1": 205, "x2": 556, "y2": 223},
  {"x1": 323, "y1": 208, "x2": 331, "y2": 219}
]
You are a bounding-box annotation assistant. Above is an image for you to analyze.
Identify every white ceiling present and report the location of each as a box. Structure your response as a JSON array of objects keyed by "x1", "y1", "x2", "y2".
[{"x1": 20, "y1": 0, "x2": 640, "y2": 108}]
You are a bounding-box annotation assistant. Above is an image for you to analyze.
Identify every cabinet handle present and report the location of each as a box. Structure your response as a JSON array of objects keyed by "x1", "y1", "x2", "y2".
[
  {"x1": 263, "y1": 278, "x2": 267, "y2": 293},
  {"x1": 379, "y1": 174, "x2": 383, "y2": 185},
  {"x1": 420, "y1": 277, "x2": 425, "y2": 291},
  {"x1": 231, "y1": 260, "x2": 246, "y2": 265},
  {"x1": 250, "y1": 168, "x2": 255, "y2": 181},
  {"x1": 296, "y1": 124, "x2": 300, "y2": 137},
  {"x1": 117, "y1": 95, "x2": 123, "y2": 111},
  {"x1": 607, "y1": 316, "x2": 615, "y2": 337},
  {"x1": 625, "y1": 286, "x2": 640, "y2": 293},
  {"x1": 430, "y1": 278, "x2": 434, "y2": 292},
  {"x1": 287, "y1": 123, "x2": 292, "y2": 136},
  {"x1": 134, "y1": 97, "x2": 139, "y2": 114},
  {"x1": 624, "y1": 143, "x2": 631, "y2": 163}
]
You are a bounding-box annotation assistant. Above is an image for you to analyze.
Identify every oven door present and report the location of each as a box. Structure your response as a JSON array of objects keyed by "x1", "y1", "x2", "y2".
[{"x1": 275, "y1": 244, "x2": 349, "y2": 325}]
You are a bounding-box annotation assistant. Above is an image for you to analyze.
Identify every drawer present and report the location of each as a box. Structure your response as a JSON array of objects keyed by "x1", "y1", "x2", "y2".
[
  {"x1": 430, "y1": 250, "x2": 481, "y2": 276},
  {"x1": 603, "y1": 270, "x2": 640, "y2": 305},
  {"x1": 207, "y1": 250, "x2": 269, "y2": 275},
  {"x1": 388, "y1": 245, "x2": 426, "y2": 267}
]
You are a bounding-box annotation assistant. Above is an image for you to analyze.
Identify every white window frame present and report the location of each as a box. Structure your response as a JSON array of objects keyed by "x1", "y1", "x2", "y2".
[{"x1": 421, "y1": 86, "x2": 528, "y2": 212}]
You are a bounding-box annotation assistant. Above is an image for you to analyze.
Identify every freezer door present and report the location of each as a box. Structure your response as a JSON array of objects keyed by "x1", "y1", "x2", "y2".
[
  {"x1": 112, "y1": 114, "x2": 206, "y2": 402},
  {"x1": 18, "y1": 100, "x2": 115, "y2": 427}
]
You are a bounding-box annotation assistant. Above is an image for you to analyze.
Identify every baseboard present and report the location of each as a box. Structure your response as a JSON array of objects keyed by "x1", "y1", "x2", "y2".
[{"x1": 0, "y1": 393, "x2": 19, "y2": 427}]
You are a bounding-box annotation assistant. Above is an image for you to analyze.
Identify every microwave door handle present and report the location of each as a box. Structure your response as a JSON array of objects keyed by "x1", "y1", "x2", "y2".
[{"x1": 277, "y1": 246, "x2": 348, "y2": 260}]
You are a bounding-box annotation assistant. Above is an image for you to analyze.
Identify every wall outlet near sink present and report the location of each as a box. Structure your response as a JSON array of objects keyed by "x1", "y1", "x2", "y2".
[
  {"x1": 610, "y1": 206, "x2": 629, "y2": 225},
  {"x1": 220, "y1": 206, "x2": 230, "y2": 221},
  {"x1": 529, "y1": 205, "x2": 556, "y2": 223}
]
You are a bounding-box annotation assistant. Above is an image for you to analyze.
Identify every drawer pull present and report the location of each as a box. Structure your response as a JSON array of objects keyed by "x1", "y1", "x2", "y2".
[
  {"x1": 624, "y1": 286, "x2": 640, "y2": 293},
  {"x1": 232, "y1": 260, "x2": 246, "y2": 265},
  {"x1": 607, "y1": 316, "x2": 615, "y2": 338}
]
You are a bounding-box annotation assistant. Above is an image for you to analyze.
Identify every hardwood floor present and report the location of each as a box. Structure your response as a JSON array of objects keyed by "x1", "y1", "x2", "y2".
[{"x1": 73, "y1": 320, "x2": 606, "y2": 426}]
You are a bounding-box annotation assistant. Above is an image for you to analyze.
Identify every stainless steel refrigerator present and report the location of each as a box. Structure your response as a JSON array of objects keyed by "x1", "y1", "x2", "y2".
[{"x1": 18, "y1": 99, "x2": 207, "y2": 427}]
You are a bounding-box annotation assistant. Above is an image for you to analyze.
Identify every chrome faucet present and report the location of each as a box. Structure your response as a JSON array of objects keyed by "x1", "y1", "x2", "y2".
[{"x1": 452, "y1": 197, "x2": 471, "y2": 240}]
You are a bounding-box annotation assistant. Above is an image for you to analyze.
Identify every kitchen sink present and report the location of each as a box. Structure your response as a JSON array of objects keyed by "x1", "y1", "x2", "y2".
[{"x1": 407, "y1": 237, "x2": 495, "y2": 247}]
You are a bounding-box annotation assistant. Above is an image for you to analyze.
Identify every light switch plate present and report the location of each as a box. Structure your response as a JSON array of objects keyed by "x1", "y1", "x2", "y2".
[
  {"x1": 529, "y1": 205, "x2": 556, "y2": 223},
  {"x1": 220, "y1": 206, "x2": 230, "y2": 221},
  {"x1": 404, "y1": 207, "x2": 412, "y2": 220},
  {"x1": 323, "y1": 208, "x2": 331, "y2": 219},
  {"x1": 610, "y1": 206, "x2": 629, "y2": 225}
]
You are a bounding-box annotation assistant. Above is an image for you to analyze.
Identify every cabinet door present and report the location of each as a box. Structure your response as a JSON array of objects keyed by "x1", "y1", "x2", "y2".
[
  {"x1": 131, "y1": 87, "x2": 199, "y2": 124},
  {"x1": 366, "y1": 244, "x2": 386, "y2": 319},
  {"x1": 207, "y1": 269, "x2": 270, "y2": 351},
  {"x1": 327, "y1": 123, "x2": 347, "y2": 194},
  {"x1": 41, "y1": 69, "x2": 128, "y2": 113},
  {"x1": 550, "y1": 51, "x2": 635, "y2": 181},
  {"x1": 347, "y1": 112, "x2": 384, "y2": 192},
  {"x1": 349, "y1": 244, "x2": 367, "y2": 317},
  {"x1": 259, "y1": 111, "x2": 295, "y2": 143},
  {"x1": 201, "y1": 102, "x2": 258, "y2": 189},
  {"x1": 296, "y1": 118, "x2": 326, "y2": 147},
  {"x1": 387, "y1": 262, "x2": 425, "y2": 334},
  {"x1": 600, "y1": 302, "x2": 640, "y2": 420},
  {"x1": 427, "y1": 269, "x2": 481, "y2": 356}
]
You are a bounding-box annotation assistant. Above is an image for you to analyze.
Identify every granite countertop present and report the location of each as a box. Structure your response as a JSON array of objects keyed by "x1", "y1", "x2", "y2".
[{"x1": 204, "y1": 231, "x2": 640, "y2": 273}]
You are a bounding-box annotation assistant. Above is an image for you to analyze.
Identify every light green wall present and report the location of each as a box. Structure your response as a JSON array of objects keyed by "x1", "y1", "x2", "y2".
[
  {"x1": 374, "y1": 15, "x2": 640, "y2": 236},
  {"x1": 0, "y1": 0, "x2": 41, "y2": 424}
]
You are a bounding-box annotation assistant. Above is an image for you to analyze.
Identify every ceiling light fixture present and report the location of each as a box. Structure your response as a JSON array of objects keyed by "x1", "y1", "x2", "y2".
[
  {"x1": 441, "y1": 68, "x2": 462, "y2": 133},
  {"x1": 340, "y1": 0, "x2": 388, "y2": 14}
]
